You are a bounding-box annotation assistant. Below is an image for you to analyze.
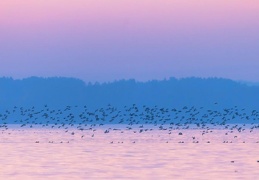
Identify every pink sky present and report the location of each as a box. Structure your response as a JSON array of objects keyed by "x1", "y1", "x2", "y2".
[{"x1": 0, "y1": 1, "x2": 259, "y2": 82}]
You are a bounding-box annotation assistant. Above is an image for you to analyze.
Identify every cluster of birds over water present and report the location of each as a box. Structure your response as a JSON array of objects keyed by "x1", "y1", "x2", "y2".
[{"x1": 0, "y1": 104, "x2": 259, "y2": 144}]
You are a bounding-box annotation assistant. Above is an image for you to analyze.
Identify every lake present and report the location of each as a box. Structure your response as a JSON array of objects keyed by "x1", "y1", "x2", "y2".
[{"x1": 0, "y1": 125, "x2": 259, "y2": 179}]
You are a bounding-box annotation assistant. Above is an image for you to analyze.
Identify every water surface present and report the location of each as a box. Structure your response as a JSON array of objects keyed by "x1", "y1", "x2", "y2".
[{"x1": 1, "y1": 127, "x2": 259, "y2": 179}]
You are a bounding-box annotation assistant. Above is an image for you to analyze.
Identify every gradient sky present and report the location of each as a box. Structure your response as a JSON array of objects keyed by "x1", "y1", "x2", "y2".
[{"x1": 0, "y1": 0, "x2": 259, "y2": 82}]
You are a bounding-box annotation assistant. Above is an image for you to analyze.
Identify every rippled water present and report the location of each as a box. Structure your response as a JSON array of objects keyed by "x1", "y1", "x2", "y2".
[{"x1": 1, "y1": 126, "x2": 259, "y2": 179}]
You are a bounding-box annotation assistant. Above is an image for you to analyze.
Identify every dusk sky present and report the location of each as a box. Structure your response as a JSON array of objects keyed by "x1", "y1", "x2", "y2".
[{"x1": 0, "y1": 0, "x2": 259, "y2": 82}]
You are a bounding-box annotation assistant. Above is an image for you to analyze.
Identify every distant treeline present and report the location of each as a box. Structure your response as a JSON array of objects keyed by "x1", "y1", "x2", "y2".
[{"x1": 0, "y1": 77, "x2": 258, "y2": 109}]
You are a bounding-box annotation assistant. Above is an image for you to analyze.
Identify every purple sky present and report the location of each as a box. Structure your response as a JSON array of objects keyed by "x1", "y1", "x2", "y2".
[{"x1": 0, "y1": 1, "x2": 259, "y2": 82}]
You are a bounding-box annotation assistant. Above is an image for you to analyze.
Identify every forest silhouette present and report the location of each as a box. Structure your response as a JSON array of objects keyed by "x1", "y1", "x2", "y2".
[{"x1": 0, "y1": 77, "x2": 258, "y2": 109}]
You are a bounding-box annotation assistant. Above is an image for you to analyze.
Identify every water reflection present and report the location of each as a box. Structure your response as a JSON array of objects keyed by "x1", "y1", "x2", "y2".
[{"x1": 0, "y1": 127, "x2": 259, "y2": 179}]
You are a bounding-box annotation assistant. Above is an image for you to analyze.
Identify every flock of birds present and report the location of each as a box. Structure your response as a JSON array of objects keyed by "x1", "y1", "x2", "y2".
[{"x1": 0, "y1": 104, "x2": 259, "y2": 144}]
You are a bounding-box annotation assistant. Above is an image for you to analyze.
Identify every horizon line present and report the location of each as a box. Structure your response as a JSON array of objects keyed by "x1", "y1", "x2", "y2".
[{"x1": 1, "y1": 75, "x2": 259, "y2": 86}]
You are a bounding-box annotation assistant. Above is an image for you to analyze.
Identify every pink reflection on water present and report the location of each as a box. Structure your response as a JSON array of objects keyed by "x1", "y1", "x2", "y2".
[{"x1": 0, "y1": 127, "x2": 259, "y2": 179}]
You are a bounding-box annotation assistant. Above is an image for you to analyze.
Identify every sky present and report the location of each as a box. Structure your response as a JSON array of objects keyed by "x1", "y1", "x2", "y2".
[{"x1": 0, "y1": 0, "x2": 259, "y2": 83}]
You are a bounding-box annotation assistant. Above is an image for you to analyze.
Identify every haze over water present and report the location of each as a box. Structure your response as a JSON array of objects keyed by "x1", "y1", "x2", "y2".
[{"x1": 1, "y1": 0, "x2": 259, "y2": 179}]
